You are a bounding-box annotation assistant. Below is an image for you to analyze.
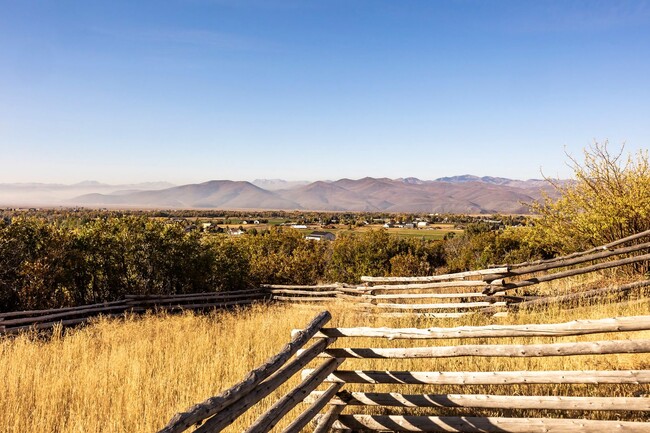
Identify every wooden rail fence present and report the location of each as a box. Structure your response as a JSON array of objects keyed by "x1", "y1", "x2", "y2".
[
  {"x1": 302, "y1": 313, "x2": 650, "y2": 432},
  {"x1": 269, "y1": 228, "x2": 650, "y2": 317},
  {"x1": 356, "y1": 269, "x2": 515, "y2": 318},
  {"x1": 264, "y1": 269, "x2": 525, "y2": 318},
  {"x1": 480, "y1": 228, "x2": 650, "y2": 294},
  {"x1": 158, "y1": 311, "x2": 650, "y2": 432}
]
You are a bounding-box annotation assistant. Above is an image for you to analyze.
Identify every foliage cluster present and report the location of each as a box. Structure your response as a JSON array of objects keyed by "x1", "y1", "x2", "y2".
[
  {"x1": 443, "y1": 223, "x2": 549, "y2": 272},
  {"x1": 0, "y1": 217, "x2": 216, "y2": 311},
  {"x1": 531, "y1": 142, "x2": 650, "y2": 253},
  {"x1": 0, "y1": 218, "x2": 448, "y2": 312}
]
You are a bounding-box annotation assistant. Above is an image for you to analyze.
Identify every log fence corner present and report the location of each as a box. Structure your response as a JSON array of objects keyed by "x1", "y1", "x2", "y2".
[{"x1": 157, "y1": 310, "x2": 340, "y2": 433}]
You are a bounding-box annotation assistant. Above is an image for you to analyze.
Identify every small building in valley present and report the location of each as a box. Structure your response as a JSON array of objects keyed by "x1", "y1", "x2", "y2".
[{"x1": 305, "y1": 231, "x2": 336, "y2": 241}]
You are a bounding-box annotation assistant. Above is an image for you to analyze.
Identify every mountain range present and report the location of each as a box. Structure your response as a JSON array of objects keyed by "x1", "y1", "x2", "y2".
[
  {"x1": 0, "y1": 181, "x2": 175, "y2": 207},
  {"x1": 0, "y1": 175, "x2": 561, "y2": 214}
]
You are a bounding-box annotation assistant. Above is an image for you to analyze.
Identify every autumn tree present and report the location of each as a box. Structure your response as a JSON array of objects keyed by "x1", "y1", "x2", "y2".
[
  {"x1": 241, "y1": 227, "x2": 329, "y2": 285},
  {"x1": 327, "y1": 230, "x2": 445, "y2": 282},
  {"x1": 530, "y1": 141, "x2": 650, "y2": 254},
  {"x1": 202, "y1": 235, "x2": 250, "y2": 291}
]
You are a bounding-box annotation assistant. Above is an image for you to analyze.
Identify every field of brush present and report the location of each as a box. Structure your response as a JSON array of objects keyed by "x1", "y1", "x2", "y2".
[{"x1": 1, "y1": 275, "x2": 649, "y2": 433}]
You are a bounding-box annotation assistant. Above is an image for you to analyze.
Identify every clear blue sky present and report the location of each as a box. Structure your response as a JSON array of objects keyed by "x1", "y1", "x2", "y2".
[{"x1": 1, "y1": 0, "x2": 649, "y2": 184}]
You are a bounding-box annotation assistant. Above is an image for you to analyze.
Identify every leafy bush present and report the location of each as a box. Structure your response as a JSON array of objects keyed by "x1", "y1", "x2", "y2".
[
  {"x1": 0, "y1": 217, "x2": 216, "y2": 311},
  {"x1": 202, "y1": 236, "x2": 250, "y2": 291},
  {"x1": 241, "y1": 227, "x2": 330, "y2": 286},
  {"x1": 444, "y1": 224, "x2": 551, "y2": 272},
  {"x1": 530, "y1": 142, "x2": 650, "y2": 253},
  {"x1": 326, "y1": 230, "x2": 445, "y2": 282}
]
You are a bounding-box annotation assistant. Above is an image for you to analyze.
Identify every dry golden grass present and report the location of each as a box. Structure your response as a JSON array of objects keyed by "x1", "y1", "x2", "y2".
[
  {"x1": 1, "y1": 276, "x2": 649, "y2": 433},
  {"x1": 1, "y1": 305, "x2": 332, "y2": 433}
]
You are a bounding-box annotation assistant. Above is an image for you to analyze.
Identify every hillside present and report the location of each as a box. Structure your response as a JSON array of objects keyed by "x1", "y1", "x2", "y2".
[
  {"x1": 67, "y1": 176, "x2": 558, "y2": 213},
  {"x1": 74, "y1": 180, "x2": 302, "y2": 210}
]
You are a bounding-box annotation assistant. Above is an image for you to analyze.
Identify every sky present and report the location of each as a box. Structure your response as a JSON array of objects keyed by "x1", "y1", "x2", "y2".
[{"x1": 1, "y1": 0, "x2": 649, "y2": 185}]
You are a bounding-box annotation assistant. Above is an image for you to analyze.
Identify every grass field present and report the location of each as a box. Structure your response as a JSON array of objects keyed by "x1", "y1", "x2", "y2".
[
  {"x1": 384, "y1": 225, "x2": 461, "y2": 240},
  {"x1": 1, "y1": 275, "x2": 648, "y2": 433},
  {"x1": 220, "y1": 222, "x2": 461, "y2": 241}
]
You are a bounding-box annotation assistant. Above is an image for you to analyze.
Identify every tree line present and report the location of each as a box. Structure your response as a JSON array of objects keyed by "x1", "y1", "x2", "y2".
[{"x1": 0, "y1": 217, "x2": 450, "y2": 311}]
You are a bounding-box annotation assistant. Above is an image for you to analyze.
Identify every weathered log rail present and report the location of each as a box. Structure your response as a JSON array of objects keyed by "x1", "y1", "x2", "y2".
[
  {"x1": 262, "y1": 283, "x2": 371, "y2": 304},
  {"x1": 0, "y1": 289, "x2": 270, "y2": 335},
  {"x1": 264, "y1": 273, "x2": 522, "y2": 317},
  {"x1": 298, "y1": 313, "x2": 650, "y2": 432}
]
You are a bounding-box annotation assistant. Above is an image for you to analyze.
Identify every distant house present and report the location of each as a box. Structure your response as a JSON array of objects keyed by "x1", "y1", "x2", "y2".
[
  {"x1": 229, "y1": 228, "x2": 245, "y2": 236},
  {"x1": 305, "y1": 231, "x2": 336, "y2": 241},
  {"x1": 291, "y1": 224, "x2": 308, "y2": 229},
  {"x1": 417, "y1": 221, "x2": 428, "y2": 228},
  {"x1": 404, "y1": 223, "x2": 415, "y2": 229},
  {"x1": 383, "y1": 223, "x2": 392, "y2": 228}
]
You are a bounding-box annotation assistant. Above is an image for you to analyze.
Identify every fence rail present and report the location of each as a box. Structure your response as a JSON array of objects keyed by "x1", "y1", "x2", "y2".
[
  {"x1": 322, "y1": 415, "x2": 650, "y2": 433},
  {"x1": 305, "y1": 391, "x2": 650, "y2": 411},
  {"x1": 0, "y1": 289, "x2": 270, "y2": 335}
]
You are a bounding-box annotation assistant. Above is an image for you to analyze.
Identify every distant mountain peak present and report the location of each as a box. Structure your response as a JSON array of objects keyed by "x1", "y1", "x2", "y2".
[
  {"x1": 436, "y1": 175, "x2": 524, "y2": 185},
  {"x1": 74, "y1": 180, "x2": 105, "y2": 187},
  {"x1": 251, "y1": 179, "x2": 310, "y2": 191},
  {"x1": 398, "y1": 177, "x2": 425, "y2": 185},
  {"x1": 436, "y1": 175, "x2": 482, "y2": 183}
]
